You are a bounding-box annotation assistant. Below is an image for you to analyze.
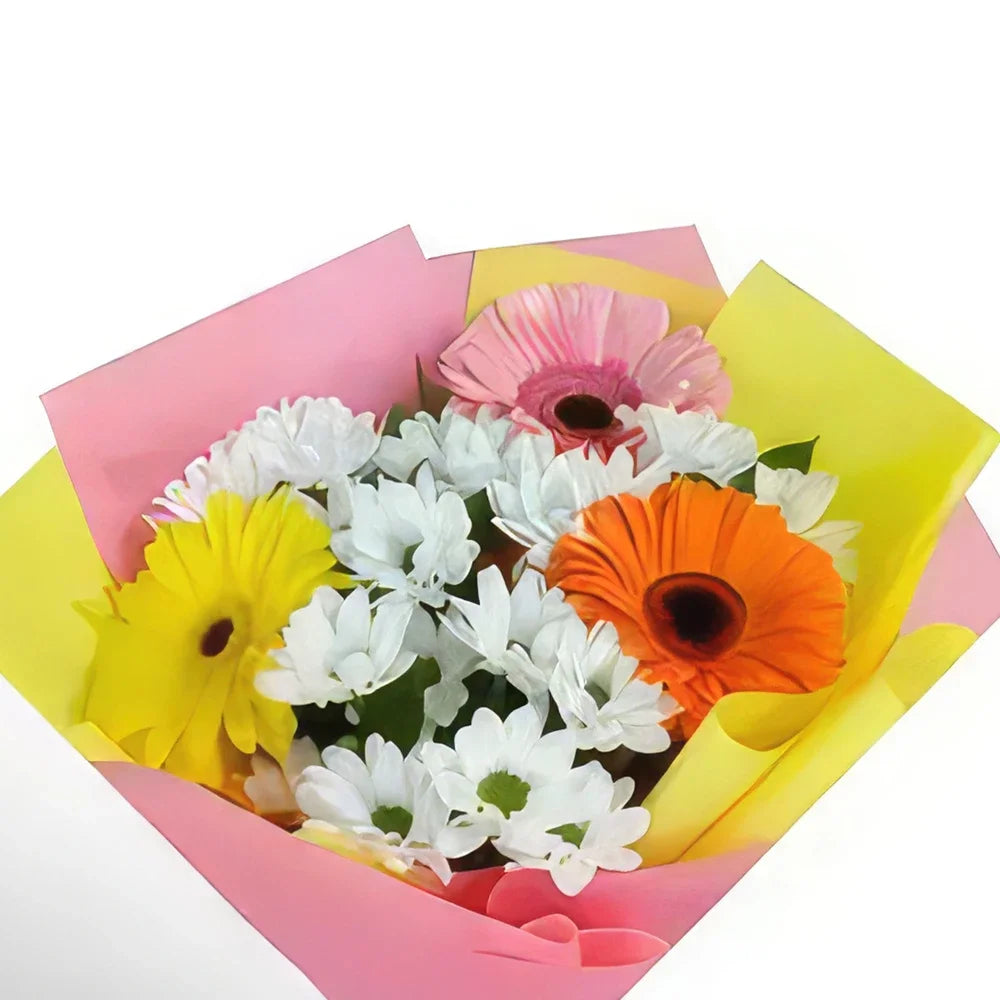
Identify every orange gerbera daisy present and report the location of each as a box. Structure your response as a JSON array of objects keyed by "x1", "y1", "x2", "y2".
[{"x1": 546, "y1": 477, "x2": 847, "y2": 737}]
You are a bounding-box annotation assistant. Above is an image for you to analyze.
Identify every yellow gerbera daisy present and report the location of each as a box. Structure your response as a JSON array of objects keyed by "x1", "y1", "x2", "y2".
[{"x1": 82, "y1": 489, "x2": 346, "y2": 796}]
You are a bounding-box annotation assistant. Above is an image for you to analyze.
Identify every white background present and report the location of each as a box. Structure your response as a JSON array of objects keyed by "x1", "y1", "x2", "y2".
[{"x1": 1, "y1": 2, "x2": 998, "y2": 998}]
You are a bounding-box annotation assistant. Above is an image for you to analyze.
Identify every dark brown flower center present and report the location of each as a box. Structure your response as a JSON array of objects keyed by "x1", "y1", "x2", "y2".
[
  {"x1": 643, "y1": 573, "x2": 747, "y2": 659},
  {"x1": 554, "y1": 393, "x2": 616, "y2": 431},
  {"x1": 200, "y1": 617, "x2": 235, "y2": 657}
]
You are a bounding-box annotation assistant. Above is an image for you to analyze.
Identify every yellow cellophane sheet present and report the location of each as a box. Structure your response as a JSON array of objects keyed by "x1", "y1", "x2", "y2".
[{"x1": 465, "y1": 250, "x2": 997, "y2": 863}]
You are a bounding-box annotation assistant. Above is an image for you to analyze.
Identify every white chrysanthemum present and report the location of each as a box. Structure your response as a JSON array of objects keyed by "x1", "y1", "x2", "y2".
[
  {"x1": 755, "y1": 464, "x2": 862, "y2": 582},
  {"x1": 374, "y1": 402, "x2": 512, "y2": 498},
  {"x1": 243, "y1": 737, "x2": 321, "y2": 815},
  {"x1": 626, "y1": 403, "x2": 758, "y2": 487},
  {"x1": 800, "y1": 520, "x2": 861, "y2": 583},
  {"x1": 428, "y1": 565, "x2": 576, "y2": 725},
  {"x1": 493, "y1": 762, "x2": 650, "y2": 896},
  {"x1": 329, "y1": 463, "x2": 479, "y2": 607},
  {"x1": 532, "y1": 616, "x2": 679, "y2": 754},
  {"x1": 421, "y1": 705, "x2": 577, "y2": 857},
  {"x1": 154, "y1": 396, "x2": 379, "y2": 520},
  {"x1": 420, "y1": 622, "x2": 482, "y2": 737},
  {"x1": 155, "y1": 439, "x2": 261, "y2": 523},
  {"x1": 488, "y1": 430, "x2": 640, "y2": 568},
  {"x1": 255, "y1": 586, "x2": 418, "y2": 710},
  {"x1": 753, "y1": 464, "x2": 836, "y2": 533},
  {"x1": 296, "y1": 735, "x2": 452, "y2": 885},
  {"x1": 488, "y1": 404, "x2": 757, "y2": 568}
]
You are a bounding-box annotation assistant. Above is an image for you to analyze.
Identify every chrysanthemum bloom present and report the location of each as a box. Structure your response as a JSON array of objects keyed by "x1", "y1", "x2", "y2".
[
  {"x1": 437, "y1": 283, "x2": 731, "y2": 454},
  {"x1": 545, "y1": 478, "x2": 847, "y2": 737},
  {"x1": 82, "y1": 489, "x2": 345, "y2": 796}
]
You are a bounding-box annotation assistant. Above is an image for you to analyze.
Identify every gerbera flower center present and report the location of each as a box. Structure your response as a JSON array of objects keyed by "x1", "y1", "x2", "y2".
[
  {"x1": 643, "y1": 572, "x2": 747, "y2": 659},
  {"x1": 554, "y1": 393, "x2": 616, "y2": 431},
  {"x1": 200, "y1": 617, "x2": 235, "y2": 657}
]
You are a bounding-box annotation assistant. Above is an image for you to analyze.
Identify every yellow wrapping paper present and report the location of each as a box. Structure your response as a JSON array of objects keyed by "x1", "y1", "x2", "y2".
[
  {"x1": 0, "y1": 449, "x2": 109, "y2": 733},
  {"x1": 678, "y1": 624, "x2": 976, "y2": 859},
  {"x1": 465, "y1": 244, "x2": 727, "y2": 330},
  {"x1": 465, "y1": 250, "x2": 998, "y2": 863}
]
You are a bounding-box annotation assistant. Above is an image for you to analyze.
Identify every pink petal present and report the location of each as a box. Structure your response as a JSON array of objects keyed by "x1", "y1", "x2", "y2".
[
  {"x1": 438, "y1": 284, "x2": 731, "y2": 425},
  {"x1": 438, "y1": 284, "x2": 670, "y2": 406},
  {"x1": 632, "y1": 325, "x2": 732, "y2": 415}
]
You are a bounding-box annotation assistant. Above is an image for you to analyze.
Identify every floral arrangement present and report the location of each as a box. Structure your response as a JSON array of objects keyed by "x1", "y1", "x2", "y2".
[
  {"x1": 2, "y1": 226, "x2": 996, "y2": 999},
  {"x1": 76, "y1": 281, "x2": 862, "y2": 897}
]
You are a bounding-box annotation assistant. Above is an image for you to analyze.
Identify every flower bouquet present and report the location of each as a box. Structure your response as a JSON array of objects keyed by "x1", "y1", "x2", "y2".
[{"x1": 1, "y1": 225, "x2": 997, "y2": 1000}]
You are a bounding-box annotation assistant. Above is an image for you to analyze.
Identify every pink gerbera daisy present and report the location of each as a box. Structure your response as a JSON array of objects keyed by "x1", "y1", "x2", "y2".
[{"x1": 437, "y1": 283, "x2": 731, "y2": 454}]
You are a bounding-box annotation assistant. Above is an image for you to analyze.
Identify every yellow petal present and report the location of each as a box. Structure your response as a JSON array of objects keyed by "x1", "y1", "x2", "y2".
[
  {"x1": 162, "y1": 651, "x2": 243, "y2": 788},
  {"x1": 84, "y1": 613, "x2": 203, "y2": 759},
  {"x1": 465, "y1": 244, "x2": 726, "y2": 330}
]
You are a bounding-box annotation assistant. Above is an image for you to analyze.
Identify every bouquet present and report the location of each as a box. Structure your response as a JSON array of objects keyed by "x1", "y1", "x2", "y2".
[{"x1": 2, "y1": 225, "x2": 997, "y2": 999}]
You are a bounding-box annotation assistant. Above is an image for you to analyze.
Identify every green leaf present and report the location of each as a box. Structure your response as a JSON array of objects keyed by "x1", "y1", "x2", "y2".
[
  {"x1": 464, "y1": 488, "x2": 505, "y2": 549},
  {"x1": 353, "y1": 657, "x2": 440, "y2": 755},
  {"x1": 464, "y1": 488, "x2": 494, "y2": 532},
  {"x1": 486, "y1": 674, "x2": 508, "y2": 717},
  {"x1": 416, "y1": 356, "x2": 453, "y2": 418},
  {"x1": 381, "y1": 403, "x2": 408, "y2": 438},
  {"x1": 727, "y1": 465, "x2": 757, "y2": 495},
  {"x1": 298, "y1": 484, "x2": 329, "y2": 507},
  {"x1": 758, "y1": 436, "x2": 819, "y2": 475},
  {"x1": 293, "y1": 658, "x2": 441, "y2": 756},
  {"x1": 293, "y1": 700, "x2": 352, "y2": 752}
]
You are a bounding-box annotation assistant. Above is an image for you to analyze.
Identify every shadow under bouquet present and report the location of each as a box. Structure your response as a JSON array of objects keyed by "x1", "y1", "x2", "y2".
[{"x1": 2, "y1": 226, "x2": 997, "y2": 1000}]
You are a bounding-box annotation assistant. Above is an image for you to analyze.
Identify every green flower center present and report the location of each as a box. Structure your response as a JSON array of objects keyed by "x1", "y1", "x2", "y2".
[
  {"x1": 547, "y1": 822, "x2": 588, "y2": 848},
  {"x1": 371, "y1": 805, "x2": 414, "y2": 839},
  {"x1": 477, "y1": 771, "x2": 531, "y2": 818}
]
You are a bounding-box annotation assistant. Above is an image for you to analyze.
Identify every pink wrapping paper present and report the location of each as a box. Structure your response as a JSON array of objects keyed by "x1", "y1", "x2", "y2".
[
  {"x1": 42, "y1": 225, "x2": 721, "y2": 581},
  {"x1": 901, "y1": 498, "x2": 1000, "y2": 636},
  {"x1": 97, "y1": 761, "x2": 764, "y2": 999},
  {"x1": 40, "y1": 223, "x2": 1000, "y2": 999}
]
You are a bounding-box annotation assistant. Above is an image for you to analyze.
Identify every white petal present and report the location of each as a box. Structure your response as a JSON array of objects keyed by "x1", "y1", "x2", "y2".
[
  {"x1": 295, "y1": 767, "x2": 374, "y2": 829},
  {"x1": 631, "y1": 404, "x2": 757, "y2": 486},
  {"x1": 435, "y1": 820, "x2": 490, "y2": 858},
  {"x1": 502, "y1": 704, "x2": 545, "y2": 769},
  {"x1": 523, "y1": 726, "x2": 578, "y2": 787},
  {"x1": 368, "y1": 599, "x2": 414, "y2": 672},
  {"x1": 367, "y1": 739, "x2": 410, "y2": 808},
  {"x1": 432, "y1": 771, "x2": 482, "y2": 815},
  {"x1": 549, "y1": 848, "x2": 596, "y2": 897},
  {"x1": 755, "y1": 465, "x2": 838, "y2": 534},
  {"x1": 455, "y1": 709, "x2": 504, "y2": 779},
  {"x1": 320, "y1": 746, "x2": 375, "y2": 803},
  {"x1": 801, "y1": 519, "x2": 862, "y2": 583}
]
